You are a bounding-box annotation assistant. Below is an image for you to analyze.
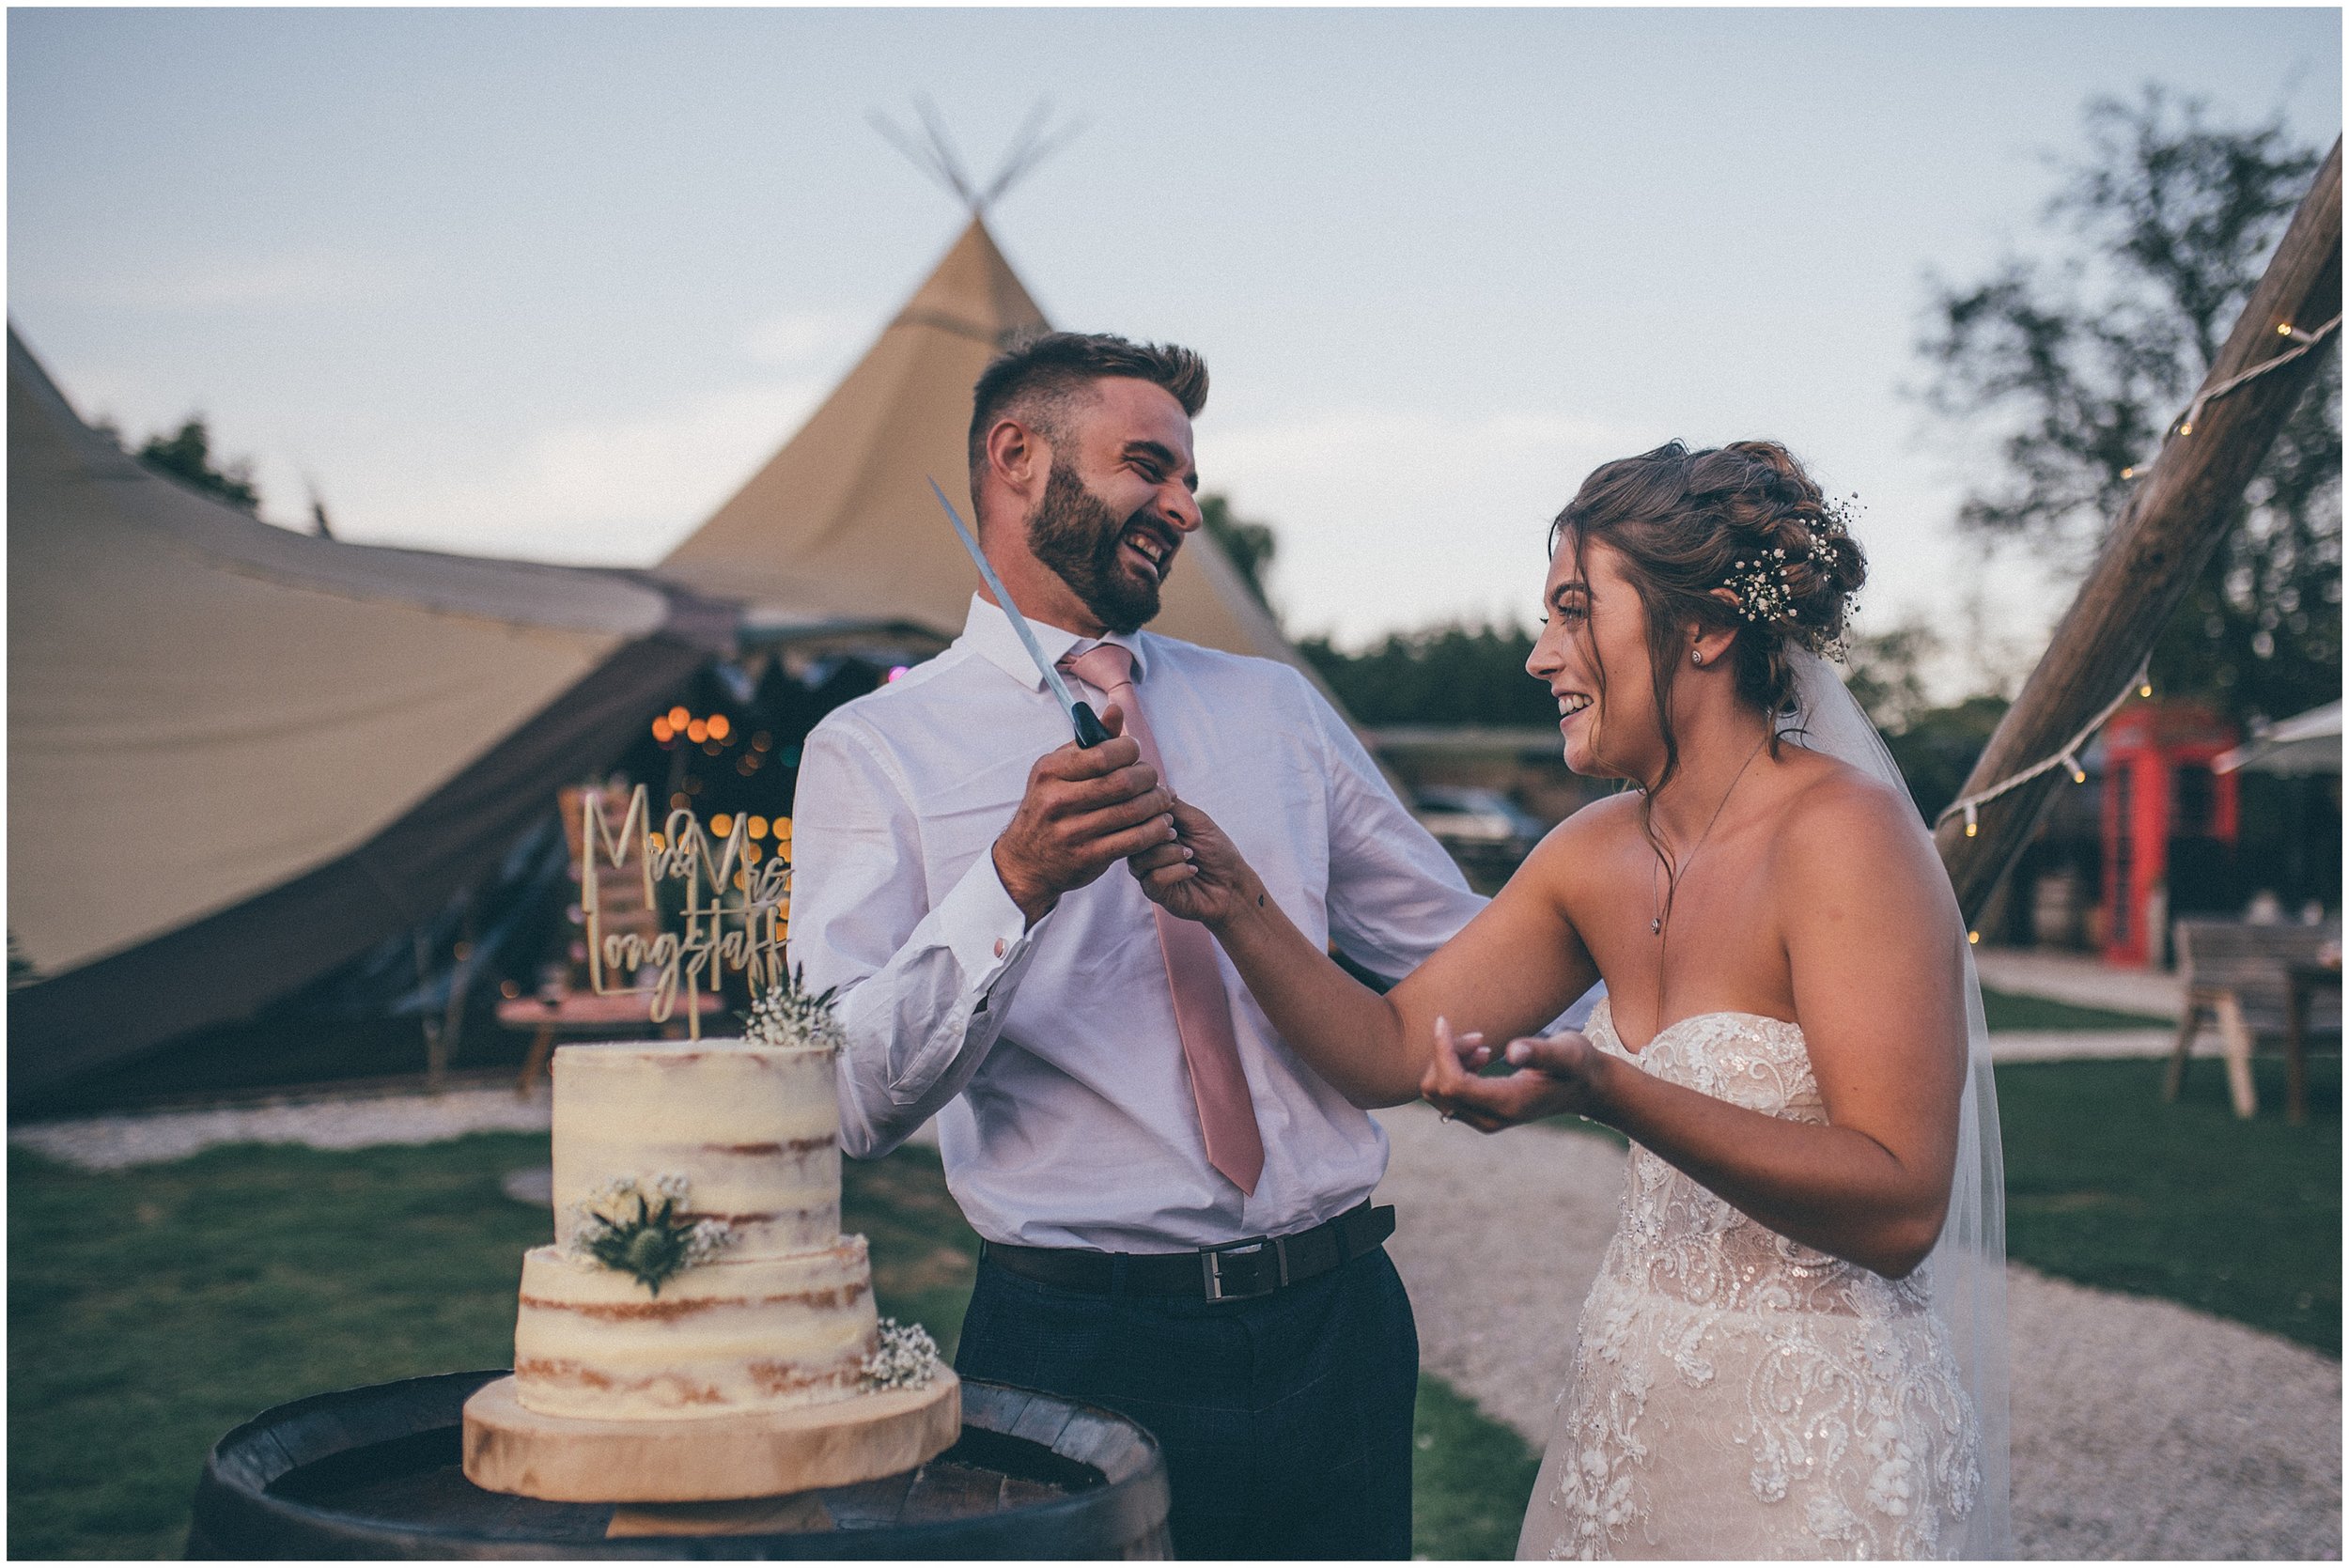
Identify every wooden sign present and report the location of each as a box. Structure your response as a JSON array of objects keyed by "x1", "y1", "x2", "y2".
[{"x1": 577, "y1": 784, "x2": 788, "y2": 1040}]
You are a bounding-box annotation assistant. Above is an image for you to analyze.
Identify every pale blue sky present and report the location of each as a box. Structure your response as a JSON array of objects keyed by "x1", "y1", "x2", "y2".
[{"x1": 10, "y1": 8, "x2": 2340, "y2": 689}]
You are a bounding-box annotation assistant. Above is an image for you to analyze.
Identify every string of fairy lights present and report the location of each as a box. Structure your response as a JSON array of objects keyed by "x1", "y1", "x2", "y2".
[
  {"x1": 1928, "y1": 312, "x2": 2340, "y2": 938},
  {"x1": 1933, "y1": 660, "x2": 2153, "y2": 844}
]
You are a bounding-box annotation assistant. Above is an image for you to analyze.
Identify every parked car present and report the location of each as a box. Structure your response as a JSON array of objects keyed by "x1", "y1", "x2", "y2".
[{"x1": 1410, "y1": 786, "x2": 1548, "y2": 852}]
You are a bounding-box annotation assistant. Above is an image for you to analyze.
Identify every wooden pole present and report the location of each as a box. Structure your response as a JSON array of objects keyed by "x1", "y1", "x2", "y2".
[{"x1": 1936, "y1": 138, "x2": 2342, "y2": 926}]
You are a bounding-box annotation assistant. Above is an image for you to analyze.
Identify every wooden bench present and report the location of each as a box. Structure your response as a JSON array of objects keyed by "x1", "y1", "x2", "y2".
[
  {"x1": 497, "y1": 991, "x2": 725, "y2": 1098},
  {"x1": 2163, "y1": 918, "x2": 2341, "y2": 1122}
]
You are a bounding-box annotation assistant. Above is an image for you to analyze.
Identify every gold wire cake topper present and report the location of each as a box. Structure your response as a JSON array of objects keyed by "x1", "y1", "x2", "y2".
[{"x1": 578, "y1": 784, "x2": 789, "y2": 1039}]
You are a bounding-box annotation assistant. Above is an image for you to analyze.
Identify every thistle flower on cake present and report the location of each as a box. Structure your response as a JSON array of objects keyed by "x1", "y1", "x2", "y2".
[
  {"x1": 743, "y1": 964, "x2": 848, "y2": 1055},
  {"x1": 563, "y1": 1172, "x2": 734, "y2": 1295}
]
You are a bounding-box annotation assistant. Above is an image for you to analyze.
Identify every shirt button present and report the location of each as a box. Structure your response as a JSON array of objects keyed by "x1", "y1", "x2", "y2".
[{"x1": 993, "y1": 938, "x2": 1008, "y2": 959}]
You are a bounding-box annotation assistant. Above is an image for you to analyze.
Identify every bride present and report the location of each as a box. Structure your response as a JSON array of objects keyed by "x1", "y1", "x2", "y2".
[{"x1": 1128, "y1": 440, "x2": 2010, "y2": 1560}]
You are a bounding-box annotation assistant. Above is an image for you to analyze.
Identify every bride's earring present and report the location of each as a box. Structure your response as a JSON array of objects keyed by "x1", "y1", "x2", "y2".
[{"x1": 1691, "y1": 649, "x2": 1704, "y2": 666}]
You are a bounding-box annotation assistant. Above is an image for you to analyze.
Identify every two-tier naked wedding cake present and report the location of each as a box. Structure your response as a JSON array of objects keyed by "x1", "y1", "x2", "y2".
[{"x1": 461, "y1": 984, "x2": 959, "y2": 1503}]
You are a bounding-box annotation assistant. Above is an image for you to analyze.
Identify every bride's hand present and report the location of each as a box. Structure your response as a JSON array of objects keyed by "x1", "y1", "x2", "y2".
[
  {"x1": 1420, "y1": 1016, "x2": 1612, "y2": 1134},
  {"x1": 1128, "y1": 799, "x2": 1259, "y2": 927}
]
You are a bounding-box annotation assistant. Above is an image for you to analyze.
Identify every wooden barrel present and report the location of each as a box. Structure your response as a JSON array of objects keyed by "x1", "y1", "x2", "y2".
[{"x1": 188, "y1": 1372, "x2": 1170, "y2": 1560}]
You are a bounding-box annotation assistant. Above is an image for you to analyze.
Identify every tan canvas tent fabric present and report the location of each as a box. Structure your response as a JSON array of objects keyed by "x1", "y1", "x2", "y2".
[
  {"x1": 657, "y1": 217, "x2": 1315, "y2": 681},
  {"x1": 8, "y1": 328, "x2": 732, "y2": 1092}
]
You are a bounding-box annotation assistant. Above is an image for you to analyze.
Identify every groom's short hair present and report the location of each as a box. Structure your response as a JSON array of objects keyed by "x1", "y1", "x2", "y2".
[{"x1": 968, "y1": 332, "x2": 1209, "y2": 494}]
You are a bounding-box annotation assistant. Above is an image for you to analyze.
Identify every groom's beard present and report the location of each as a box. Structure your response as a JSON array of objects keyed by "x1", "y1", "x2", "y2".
[{"x1": 1026, "y1": 458, "x2": 1167, "y2": 636}]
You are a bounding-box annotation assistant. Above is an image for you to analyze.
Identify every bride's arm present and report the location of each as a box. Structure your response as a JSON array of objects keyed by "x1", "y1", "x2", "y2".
[
  {"x1": 1435, "y1": 777, "x2": 1969, "y2": 1279},
  {"x1": 1133, "y1": 800, "x2": 1599, "y2": 1107}
]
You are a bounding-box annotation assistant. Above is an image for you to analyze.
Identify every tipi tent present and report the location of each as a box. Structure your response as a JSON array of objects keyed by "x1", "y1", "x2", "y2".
[
  {"x1": 657, "y1": 217, "x2": 1316, "y2": 679},
  {"x1": 7, "y1": 328, "x2": 733, "y2": 1095}
]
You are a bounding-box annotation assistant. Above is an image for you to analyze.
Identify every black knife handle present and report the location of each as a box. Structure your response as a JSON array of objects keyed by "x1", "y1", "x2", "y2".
[{"x1": 1071, "y1": 701, "x2": 1112, "y2": 749}]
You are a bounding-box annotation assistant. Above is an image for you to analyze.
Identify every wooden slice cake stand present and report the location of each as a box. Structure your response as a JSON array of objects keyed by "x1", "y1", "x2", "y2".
[{"x1": 461, "y1": 1371, "x2": 961, "y2": 1503}]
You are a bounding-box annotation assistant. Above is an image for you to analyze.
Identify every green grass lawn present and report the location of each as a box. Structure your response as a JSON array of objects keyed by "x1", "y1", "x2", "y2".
[
  {"x1": 1996, "y1": 1052, "x2": 2340, "y2": 1354},
  {"x1": 1978, "y1": 986, "x2": 2173, "y2": 1032},
  {"x1": 8, "y1": 1132, "x2": 1536, "y2": 1560}
]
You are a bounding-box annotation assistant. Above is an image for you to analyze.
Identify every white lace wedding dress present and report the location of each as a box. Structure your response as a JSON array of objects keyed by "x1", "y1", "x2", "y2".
[{"x1": 1516, "y1": 998, "x2": 1983, "y2": 1560}]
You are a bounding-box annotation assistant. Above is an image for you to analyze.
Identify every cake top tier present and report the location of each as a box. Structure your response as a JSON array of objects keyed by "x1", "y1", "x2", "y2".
[{"x1": 552, "y1": 1038, "x2": 839, "y2": 1148}]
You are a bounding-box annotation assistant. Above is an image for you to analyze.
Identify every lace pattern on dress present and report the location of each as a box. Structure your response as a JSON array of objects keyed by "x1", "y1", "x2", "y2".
[{"x1": 1527, "y1": 1002, "x2": 1979, "y2": 1560}]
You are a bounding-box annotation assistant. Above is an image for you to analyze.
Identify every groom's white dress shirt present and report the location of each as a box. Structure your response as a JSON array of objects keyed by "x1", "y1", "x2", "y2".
[{"x1": 787, "y1": 594, "x2": 1490, "y2": 1251}]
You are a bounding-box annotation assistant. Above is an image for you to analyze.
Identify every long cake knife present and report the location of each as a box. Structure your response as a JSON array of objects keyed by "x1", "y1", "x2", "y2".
[{"x1": 927, "y1": 476, "x2": 1113, "y2": 748}]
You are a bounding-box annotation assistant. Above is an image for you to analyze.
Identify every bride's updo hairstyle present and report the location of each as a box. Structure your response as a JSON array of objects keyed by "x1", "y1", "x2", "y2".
[{"x1": 1550, "y1": 439, "x2": 1866, "y2": 793}]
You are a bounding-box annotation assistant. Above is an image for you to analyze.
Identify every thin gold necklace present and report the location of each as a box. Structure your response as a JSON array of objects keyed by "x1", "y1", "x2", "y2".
[{"x1": 1647, "y1": 726, "x2": 1770, "y2": 938}]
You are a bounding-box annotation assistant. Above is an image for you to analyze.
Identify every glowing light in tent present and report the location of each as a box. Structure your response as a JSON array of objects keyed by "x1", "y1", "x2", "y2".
[
  {"x1": 708, "y1": 714, "x2": 732, "y2": 740},
  {"x1": 651, "y1": 718, "x2": 673, "y2": 742},
  {"x1": 711, "y1": 814, "x2": 734, "y2": 837},
  {"x1": 748, "y1": 816, "x2": 769, "y2": 839},
  {"x1": 686, "y1": 719, "x2": 708, "y2": 744},
  {"x1": 668, "y1": 706, "x2": 690, "y2": 729}
]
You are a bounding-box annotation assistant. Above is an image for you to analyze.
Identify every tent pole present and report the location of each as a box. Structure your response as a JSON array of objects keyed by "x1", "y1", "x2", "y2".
[{"x1": 1935, "y1": 139, "x2": 2342, "y2": 927}]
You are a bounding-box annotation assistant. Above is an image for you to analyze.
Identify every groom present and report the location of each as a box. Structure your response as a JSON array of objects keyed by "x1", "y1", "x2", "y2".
[{"x1": 786, "y1": 332, "x2": 1487, "y2": 1558}]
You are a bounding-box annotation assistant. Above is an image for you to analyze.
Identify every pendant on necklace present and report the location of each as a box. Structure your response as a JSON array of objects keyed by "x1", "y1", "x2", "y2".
[{"x1": 1650, "y1": 917, "x2": 1663, "y2": 935}]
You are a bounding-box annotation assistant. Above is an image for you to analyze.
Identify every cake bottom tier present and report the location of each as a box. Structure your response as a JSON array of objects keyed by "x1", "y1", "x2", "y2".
[{"x1": 514, "y1": 1235, "x2": 879, "y2": 1421}]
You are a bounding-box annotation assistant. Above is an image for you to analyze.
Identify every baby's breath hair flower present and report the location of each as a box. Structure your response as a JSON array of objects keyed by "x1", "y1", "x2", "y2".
[{"x1": 1719, "y1": 493, "x2": 1863, "y2": 662}]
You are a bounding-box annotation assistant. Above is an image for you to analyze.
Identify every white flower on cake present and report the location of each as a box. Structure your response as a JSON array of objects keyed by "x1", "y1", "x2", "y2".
[
  {"x1": 743, "y1": 963, "x2": 848, "y2": 1055},
  {"x1": 563, "y1": 1172, "x2": 734, "y2": 1295},
  {"x1": 862, "y1": 1317, "x2": 941, "y2": 1392}
]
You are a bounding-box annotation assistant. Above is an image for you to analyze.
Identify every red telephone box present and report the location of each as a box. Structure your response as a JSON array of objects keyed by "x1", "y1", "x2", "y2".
[{"x1": 2100, "y1": 701, "x2": 2240, "y2": 967}]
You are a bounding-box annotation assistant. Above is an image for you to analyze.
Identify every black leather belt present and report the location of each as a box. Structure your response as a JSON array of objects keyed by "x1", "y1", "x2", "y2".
[{"x1": 982, "y1": 1201, "x2": 1395, "y2": 1304}]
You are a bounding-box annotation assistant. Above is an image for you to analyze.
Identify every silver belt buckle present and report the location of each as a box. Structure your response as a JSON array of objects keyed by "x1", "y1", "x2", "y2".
[{"x1": 1200, "y1": 1234, "x2": 1287, "y2": 1303}]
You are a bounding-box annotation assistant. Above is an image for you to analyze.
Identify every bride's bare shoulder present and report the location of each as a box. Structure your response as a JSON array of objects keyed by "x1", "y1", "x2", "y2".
[
  {"x1": 1769, "y1": 749, "x2": 1945, "y2": 897},
  {"x1": 1532, "y1": 788, "x2": 1644, "y2": 853},
  {"x1": 1513, "y1": 788, "x2": 1642, "y2": 891}
]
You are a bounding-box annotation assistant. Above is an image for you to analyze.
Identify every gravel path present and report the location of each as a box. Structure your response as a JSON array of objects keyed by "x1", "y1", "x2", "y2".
[
  {"x1": 1375, "y1": 1102, "x2": 2341, "y2": 1560},
  {"x1": 12, "y1": 1090, "x2": 2336, "y2": 1557},
  {"x1": 1974, "y1": 950, "x2": 2181, "y2": 1019},
  {"x1": 9, "y1": 1085, "x2": 556, "y2": 1170},
  {"x1": 1986, "y1": 1028, "x2": 2177, "y2": 1062}
]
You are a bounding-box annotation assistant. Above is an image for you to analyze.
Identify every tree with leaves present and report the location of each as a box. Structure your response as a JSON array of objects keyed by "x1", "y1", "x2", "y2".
[
  {"x1": 125, "y1": 415, "x2": 262, "y2": 512},
  {"x1": 1917, "y1": 86, "x2": 2340, "y2": 724},
  {"x1": 1299, "y1": 620, "x2": 1560, "y2": 728}
]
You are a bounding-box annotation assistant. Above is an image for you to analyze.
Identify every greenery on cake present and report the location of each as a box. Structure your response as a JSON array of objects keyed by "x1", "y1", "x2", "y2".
[
  {"x1": 862, "y1": 1317, "x2": 941, "y2": 1392},
  {"x1": 743, "y1": 963, "x2": 847, "y2": 1055},
  {"x1": 565, "y1": 1173, "x2": 733, "y2": 1296}
]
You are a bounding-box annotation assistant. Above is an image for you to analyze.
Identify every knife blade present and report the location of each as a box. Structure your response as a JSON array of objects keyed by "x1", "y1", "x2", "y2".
[{"x1": 927, "y1": 476, "x2": 1113, "y2": 748}]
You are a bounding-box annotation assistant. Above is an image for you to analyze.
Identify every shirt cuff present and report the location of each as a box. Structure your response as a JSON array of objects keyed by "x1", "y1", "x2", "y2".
[{"x1": 935, "y1": 849, "x2": 1038, "y2": 1001}]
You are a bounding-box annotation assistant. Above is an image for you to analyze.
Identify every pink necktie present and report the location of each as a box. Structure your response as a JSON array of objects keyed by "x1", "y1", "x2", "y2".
[{"x1": 1063, "y1": 644, "x2": 1266, "y2": 1195}]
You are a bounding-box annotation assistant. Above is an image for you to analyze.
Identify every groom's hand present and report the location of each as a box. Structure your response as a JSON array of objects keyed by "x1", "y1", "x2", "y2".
[{"x1": 993, "y1": 703, "x2": 1178, "y2": 926}]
